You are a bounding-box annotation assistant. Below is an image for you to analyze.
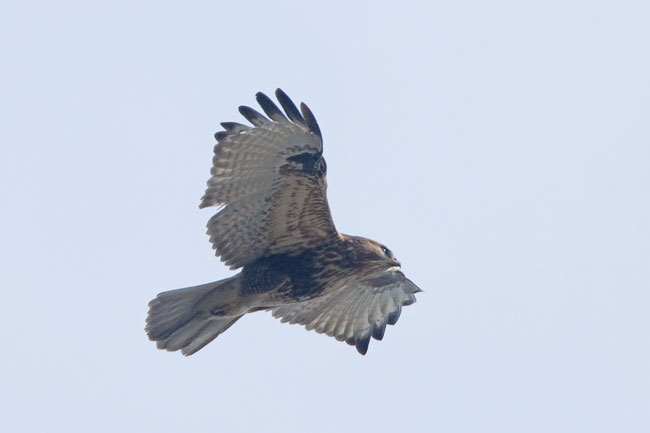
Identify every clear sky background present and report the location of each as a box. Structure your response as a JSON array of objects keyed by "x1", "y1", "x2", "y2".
[{"x1": 1, "y1": 1, "x2": 648, "y2": 432}]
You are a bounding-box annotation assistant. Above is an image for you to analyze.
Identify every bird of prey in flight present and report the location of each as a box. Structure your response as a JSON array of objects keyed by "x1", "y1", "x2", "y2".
[{"x1": 146, "y1": 89, "x2": 421, "y2": 355}]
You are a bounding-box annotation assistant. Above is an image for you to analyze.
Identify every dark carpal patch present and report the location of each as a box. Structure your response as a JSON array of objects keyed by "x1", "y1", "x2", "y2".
[{"x1": 286, "y1": 152, "x2": 327, "y2": 177}]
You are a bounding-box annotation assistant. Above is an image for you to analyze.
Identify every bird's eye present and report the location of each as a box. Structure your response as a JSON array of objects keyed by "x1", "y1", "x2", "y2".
[{"x1": 381, "y1": 246, "x2": 392, "y2": 258}]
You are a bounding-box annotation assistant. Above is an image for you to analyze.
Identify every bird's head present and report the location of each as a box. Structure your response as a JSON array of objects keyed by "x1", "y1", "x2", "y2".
[{"x1": 342, "y1": 235, "x2": 402, "y2": 272}]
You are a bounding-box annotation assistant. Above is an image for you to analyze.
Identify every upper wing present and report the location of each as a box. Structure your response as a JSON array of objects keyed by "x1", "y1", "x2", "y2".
[
  {"x1": 270, "y1": 269, "x2": 422, "y2": 355},
  {"x1": 200, "y1": 89, "x2": 338, "y2": 269}
]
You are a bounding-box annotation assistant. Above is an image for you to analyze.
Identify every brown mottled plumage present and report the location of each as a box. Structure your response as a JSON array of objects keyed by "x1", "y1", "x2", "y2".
[{"x1": 145, "y1": 89, "x2": 421, "y2": 355}]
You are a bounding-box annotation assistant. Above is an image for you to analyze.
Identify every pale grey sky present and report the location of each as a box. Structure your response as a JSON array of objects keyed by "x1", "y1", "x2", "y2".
[{"x1": 1, "y1": 1, "x2": 649, "y2": 432}]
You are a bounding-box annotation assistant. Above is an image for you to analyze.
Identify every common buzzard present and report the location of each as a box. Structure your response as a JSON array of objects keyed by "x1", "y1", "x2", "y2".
[{"x1": 146, "y1": 89, "x2": 421, "y2": 355}]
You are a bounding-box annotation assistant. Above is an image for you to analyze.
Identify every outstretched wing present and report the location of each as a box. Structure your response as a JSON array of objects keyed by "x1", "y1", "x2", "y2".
[
  {"x1": 270, "y1": 270, "x2": 422, "y2": 355},
  {"x1": 200, "y1": 89, "x2": 338, "y2": 269}
]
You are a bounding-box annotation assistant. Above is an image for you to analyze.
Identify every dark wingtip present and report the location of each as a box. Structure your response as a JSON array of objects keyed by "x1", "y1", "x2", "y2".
[
  {"x1": 255, "y1": 92, "x2": 287, "y2": 122},
  {"x1": 300, "y1": 102, "x2": 322, "y2": 138},
  {"x1": 215, "y1": 122, "x2": 250, "y2": 141},
  {"x1": 387, "y1": 306, "x2": 402, "y2": 325},
  {"x1": 275, "y1": 88, "x2": 306, "y2": 125},
  {"x1": 355, "y1": 335, "x2": 370, "y2": 355},
  {"x1": 214, "y1": 131, "x2": 229, "y2": 141},
  {"x1": 372, "y1": 319, "x2": 387, "y2": 341},
  {"x1": 403, "y1": 294, "x2": 417, "y2": 306},
  {"x1": 220, "y1": 121, "x2": 244, "y2": 131},
  {"x1": 238, "y1": 105, "x2": 269, "y2": 126}
]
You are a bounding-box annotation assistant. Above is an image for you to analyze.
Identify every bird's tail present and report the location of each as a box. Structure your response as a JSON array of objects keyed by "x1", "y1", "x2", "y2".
[{"x1": 145, "y1": 275, "x2": 251, "y2": 356}]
